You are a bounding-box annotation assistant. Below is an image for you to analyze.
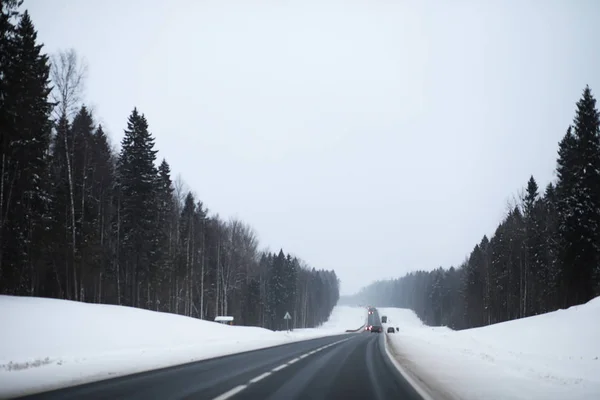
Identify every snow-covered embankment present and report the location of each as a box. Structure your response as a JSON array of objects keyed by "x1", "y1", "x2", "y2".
[
  {"x1": 379, "y1": 297, "x2": 600, "y2": 400},
  {"x1": 0, "y1": 296, "x2": 366, "y2": 398}
]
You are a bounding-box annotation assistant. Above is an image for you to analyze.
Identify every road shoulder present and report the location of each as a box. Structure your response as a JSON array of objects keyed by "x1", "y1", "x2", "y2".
[{"x1": 384, "y1": 334, "x2": 460, "y2": 400}]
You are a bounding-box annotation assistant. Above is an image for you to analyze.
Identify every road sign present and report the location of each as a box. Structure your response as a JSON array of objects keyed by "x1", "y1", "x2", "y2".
[{"x1": 284, "y1": 311, "x2": 292, "y2": 331}]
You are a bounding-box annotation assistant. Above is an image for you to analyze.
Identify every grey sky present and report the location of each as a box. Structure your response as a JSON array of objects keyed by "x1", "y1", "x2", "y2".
[{"x1": 27, "y1": 0, "x2": 600, "y2": 295}]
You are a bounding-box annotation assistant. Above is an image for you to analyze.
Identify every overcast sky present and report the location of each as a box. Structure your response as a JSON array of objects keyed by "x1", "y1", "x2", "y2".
[{"x1": 26, "y1": 0, "x2": 600, "y2": 295}]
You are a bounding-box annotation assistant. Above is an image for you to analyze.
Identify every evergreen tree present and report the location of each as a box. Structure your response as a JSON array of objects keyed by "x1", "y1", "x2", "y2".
[
  {"x1": 116, "y1": 108, "x2": 158, "y2": 307},
  {"x1": 508, "y1": 206, "x2": 526, "y2": 319},
  {"x1": 154, "y1": 159, "x2": 175, "y2": 310},
  {"x1": 0, "y1": 10, "x2": 53, "y2": 295},
  {"x1": 194, "y1": 200, "x2": 208, "y2": 317},
  {"x1": 47, "y1": 114, "x2": 72, "y2": 298},
  {"x1": 489, "y1": 222, "x2": 509, "y2": 323},
  {"x1": 0, "y1": 0, "x2": 22, "y2": 110},
  {"x1": 429, "y1": 267, "x2": 444, "y2": 325},
  {"x1": 70, "y1": 106, "x2": 95, "y2": 300},
  {"x1": 463, "y1": 237, "x2": 489, "y2": 328},
  {"x1": 244, "y1": 277, "x2": 261, "y2": 326},
  {"x1": 556, "y1": 87, "x2": 600, "y2": 306},
  {"x1": 542, "y1": 183, "x2": 560, "y2": 310},
  {"x1": 267, "y1": 250, "x2": 286, "y2": 329},
  {"x1": 87, "y1": 124, "x2": 115, "y2": 303},
  {"x1": 523, "y1": 176, "x2": 545, "y2": 315},
  {"x1": 178, "y1": 191, "x2": 198, "y2": 315}
]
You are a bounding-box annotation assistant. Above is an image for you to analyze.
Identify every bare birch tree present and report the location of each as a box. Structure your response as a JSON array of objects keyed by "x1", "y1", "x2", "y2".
[
  {"x1": 50, "y1": 49, "x2": 87, "y2": 300},
  {"x1": 50, "y1": 49, "x2": 87, "y2": 120}
]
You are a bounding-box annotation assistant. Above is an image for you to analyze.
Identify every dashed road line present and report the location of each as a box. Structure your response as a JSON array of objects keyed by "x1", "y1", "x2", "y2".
[
  {"x1": 212, "y1": 384, "x2": 247, "y2": 400},
  {"x1": 249, "y1": 372, "x2": 271, "y2": 383},
  {"x1": 211, "y1": 337, "x2": 353, "y2": 400},
  {"x1": 272, "y1": 363, "x2": 288, "y2": 372}
]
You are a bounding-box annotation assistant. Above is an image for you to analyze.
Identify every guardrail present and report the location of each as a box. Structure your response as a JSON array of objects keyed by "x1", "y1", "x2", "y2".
[
  {"x1": 345, "y1": 325, "x2": 365, "y2": 333},
  {"x1": 345, "y1": 309, "x2": 370, "y2": 332},
  {"x1": 345, "y1": 319, "x2": 368, "y2": 332}
]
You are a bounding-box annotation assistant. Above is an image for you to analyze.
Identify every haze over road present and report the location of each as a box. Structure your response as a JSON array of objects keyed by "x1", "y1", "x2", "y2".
[{"x1": 17, "y1": 310, "x2": 424, "y2": 400}]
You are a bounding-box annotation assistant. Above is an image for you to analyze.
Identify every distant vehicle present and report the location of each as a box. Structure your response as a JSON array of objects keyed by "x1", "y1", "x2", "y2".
[
  {"x1": 387, "y1": 327, "x2": 395, "y2": 333},
  {"x1": 365, "y1": 325, "x2": 372, "y2": 331},
  {"x1": 381, "y1": 315, "x2": 387, "y2": 323},
  {"x1": 370, "y1": 325, "x2": 382, "y2": 333}
]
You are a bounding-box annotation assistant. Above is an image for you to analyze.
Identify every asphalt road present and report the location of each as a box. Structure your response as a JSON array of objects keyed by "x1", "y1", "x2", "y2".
[{"x1": 18, "y1": 309, "x2": 423, "y2": 400}]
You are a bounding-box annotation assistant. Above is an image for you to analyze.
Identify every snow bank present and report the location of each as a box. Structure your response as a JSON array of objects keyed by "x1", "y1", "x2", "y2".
[
  {"x1": 293, "y1": 305, "x2": 367, "y2": 335},
  {"x1": 380, "y1": 298, "x2": 600, "y2": 400},
  {"x1": 0, "y1": 296, "x2": 366, "y2": 398}
]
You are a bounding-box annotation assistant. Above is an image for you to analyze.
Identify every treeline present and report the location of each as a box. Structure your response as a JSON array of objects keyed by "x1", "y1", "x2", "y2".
[
  {"x1": 0, "y1": 2, "x2": 339, "y2": 328},
  {"x1": 342, "y1": 86, "x2": 600, "y2": 330},
  {"x1": 256, "y1": 251, "x2": 339, "y2": 330}
]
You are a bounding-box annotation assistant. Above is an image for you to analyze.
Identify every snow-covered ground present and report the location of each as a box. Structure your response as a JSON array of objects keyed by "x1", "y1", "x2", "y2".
[
  {"x1": 294, "y1": 305, "x2": 366, "y2": 334},
  {"x1": 380, "y1": 297, "x2": 600, "y2": 400},
  {"x1": 0, "y1": 296, "x2": 366, "y2": 398}
]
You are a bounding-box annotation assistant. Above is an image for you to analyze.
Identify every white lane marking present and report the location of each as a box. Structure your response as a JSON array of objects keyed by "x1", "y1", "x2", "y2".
[
  {"x1": 249, "y1": 372, "x2": 271, "y2": 383},
  {"x1": 272, "y1": 363, "x2": 288, "y2": 372},
  {"x1": 212, "y1": 384, "x2": 247, "y2": 400},
  {"x1": 212, "y1": 337, "x2": 353, "y2": 400}
]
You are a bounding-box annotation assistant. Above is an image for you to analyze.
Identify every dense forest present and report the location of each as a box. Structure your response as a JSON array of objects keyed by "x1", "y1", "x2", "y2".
[
  {"x1": 342, "y1": 86, "x2": 600, "y2": 330},
  {"x1": 0, "y1": 1, "x2": 339, "y2": 329}
]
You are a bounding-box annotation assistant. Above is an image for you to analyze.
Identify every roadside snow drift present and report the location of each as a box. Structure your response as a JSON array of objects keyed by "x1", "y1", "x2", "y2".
[
  {"x1": 295, "y1": 305, "x2": 366, "y2": 334},
  {"x1": 0, "y1": 296, "x2": 366, "y2": 398},
  {"x1": 380, "y1": 297, "x2": 600, "y2": 400}
]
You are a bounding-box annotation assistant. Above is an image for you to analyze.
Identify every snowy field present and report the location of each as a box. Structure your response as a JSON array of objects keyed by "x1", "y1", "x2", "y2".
[
  {"x1": 0, "y1": 296, "x2": 366, "y2": 398},
  {"x1": 380, "y1": 297, "x2": 600, "y2": 400}
]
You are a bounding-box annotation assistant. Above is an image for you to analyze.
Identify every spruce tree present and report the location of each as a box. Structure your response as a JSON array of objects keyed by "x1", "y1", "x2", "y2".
[
  {"x1": 490, "y1": 221, "x2": 510, "y2": 322},
  {"x1": 0, "y1": 10, "x2": 53, "y2": 295},
  {"x1": 178, "y1": 191, "x2": 196, "y2": 315},
  {"x1": 88, "y1": 124, "x2": 115, "y2": 302},
  {"x1": 117, "y1": 108, "x2": 158, "y2": 306},
  {"x1": 47, "y1": 115, "x2": 73, "y2": 297},
  {"x1": 572, "y1": 87, "x2": 600, "y2": 299},
  {"x1": 523, "y1": 176, "x2": 545, "y2": 315},
  {"x1": 463, "y1": 237, "x2": 489, "y2": 327},
  {"x1": 70, "y1": 106, "x2": 95, "y2": 299},
  {"x1": 283, "y1": 254, "x2": 297, "y2": 325},
  {"x1": 556, "y1": 87, "x2": 600, "y2": 306},
  {"x1": 0, "y1": 0, "x2": 21, "y2": 111},
  {"x1": 267, "y1": 250, "x2": 286, "y2": 329},
  {"x1": 154, "y1": 158, "x2": 175, "y2": 308}
]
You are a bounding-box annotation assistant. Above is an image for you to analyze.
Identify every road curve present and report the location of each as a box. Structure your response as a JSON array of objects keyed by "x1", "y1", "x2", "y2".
[{"x1": 18, "y1": 310, "x2": 423, "y2": 400}]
